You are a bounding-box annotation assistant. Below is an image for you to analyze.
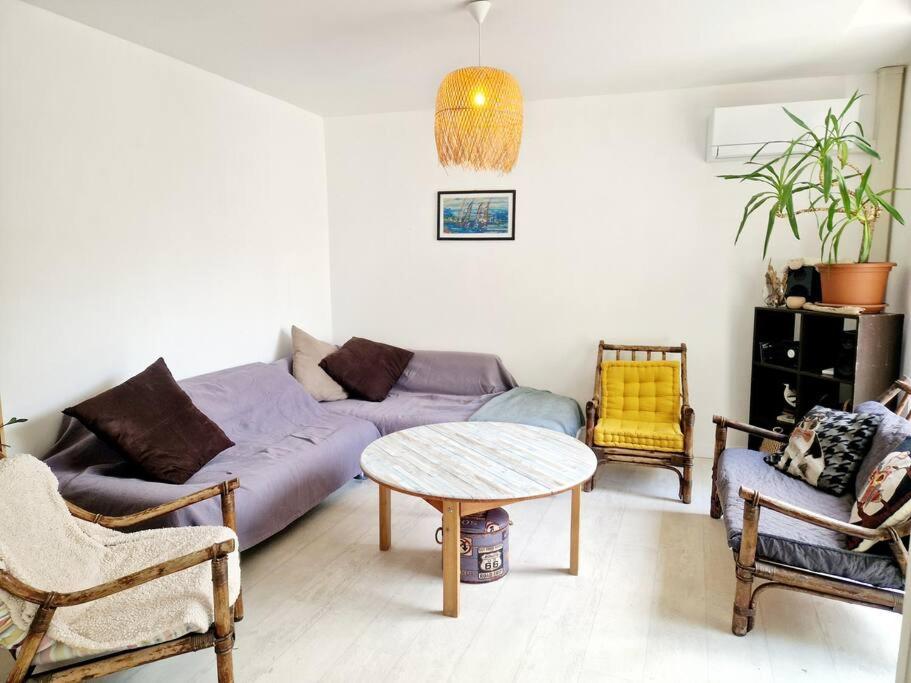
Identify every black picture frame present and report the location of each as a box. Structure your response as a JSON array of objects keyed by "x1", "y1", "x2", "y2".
[{"x1": 437, "y1": 190, "x2": 516, "y2": 241}]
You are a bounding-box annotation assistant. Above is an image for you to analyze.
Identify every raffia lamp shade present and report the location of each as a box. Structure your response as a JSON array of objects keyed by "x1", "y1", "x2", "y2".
[{"x1": 434, "y1": 66, "x2": 523, "y2": 173}]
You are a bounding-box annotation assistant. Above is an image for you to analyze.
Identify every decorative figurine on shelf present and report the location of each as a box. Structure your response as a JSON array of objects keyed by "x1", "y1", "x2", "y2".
[
  {"x1": 764, "y1": 261, "x2": 787, "y2": 307},
  {"x1": 777, "y1": 383, "x2": 798, "y2": 428},
  {"x1": 783, "y1": 384, "x2": 797, "y2": 409}
]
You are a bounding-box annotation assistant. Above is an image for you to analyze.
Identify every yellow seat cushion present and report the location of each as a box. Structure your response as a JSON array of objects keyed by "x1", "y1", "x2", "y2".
[{"x1": 593, "y1": 360, "x2": 684, "y2": 452}]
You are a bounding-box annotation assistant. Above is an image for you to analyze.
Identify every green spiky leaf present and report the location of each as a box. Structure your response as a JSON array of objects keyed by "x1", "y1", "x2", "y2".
[
  {"x1": 856, "y1": 166, "x2": 872, "y2": 205},
  {"x1": 763, "y1": 205, "x2": 777, "y2": 259},
  {"x1": 822, "y1": 155, "x2": 832, "y2": 200},
  {"x1": 783, "y1": 107, "x2": 811, "y2": 132},
  {"x1": 838, "y1": 176, "x2": 852, "y2": 215},
  {"x1": 785, "y1": 193, "x2": 800, "y2": 239},
  {"x1": 839, "y1": 91, "x2": 862, "y2": 119},
  {"x1": 872, "y1": 189, "x2": 906, "y2": 225},
  {"x1": 735, "y1": 193, "x2": 775, "y2": 243}
]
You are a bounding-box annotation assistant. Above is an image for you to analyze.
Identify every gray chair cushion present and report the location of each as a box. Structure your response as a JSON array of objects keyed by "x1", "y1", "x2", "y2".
[
  {"x1": 854, "y1": 401, "x2": 911, "y2": 498},
  {"x1": 717, "y1": 448, "x2": 904, "y2": 590}
]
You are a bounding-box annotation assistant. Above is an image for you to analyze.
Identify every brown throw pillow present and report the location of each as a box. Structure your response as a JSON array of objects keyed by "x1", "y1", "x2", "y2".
[
  {"x1": 319, "y1": 337, "x2": 414, "y2": 402},
  {"x1": 63, "y1": 358, "x2": 234, "y2": 484}
]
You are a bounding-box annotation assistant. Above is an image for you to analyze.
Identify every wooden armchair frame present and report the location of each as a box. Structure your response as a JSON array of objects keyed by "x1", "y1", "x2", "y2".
[
  {"x1": 711, "y1": 377, "x2": 911, "y2": 636},
  {"x1": 1, "y1": 478, "x2": 243, "y2": 682},
  {"x1": 584, "y1": 342, "x2": 695, "y2": 503}
]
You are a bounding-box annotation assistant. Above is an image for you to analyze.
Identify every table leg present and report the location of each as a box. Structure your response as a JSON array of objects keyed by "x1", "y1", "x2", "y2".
[
  {"x1": 379, "y1": 485, "x2": 391, "y2": 551},
  {"x1": 570, "y1": 484, "x2": 581, "y2": 575},
  {"x1": 442, "y1": 499, "x2": 461, "y2": 617}
]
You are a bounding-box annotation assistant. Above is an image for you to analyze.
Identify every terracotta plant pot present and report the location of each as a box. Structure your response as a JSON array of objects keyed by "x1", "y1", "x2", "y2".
[{"x1": 815, "y1": 262, "x2": 895, "y2": 311}]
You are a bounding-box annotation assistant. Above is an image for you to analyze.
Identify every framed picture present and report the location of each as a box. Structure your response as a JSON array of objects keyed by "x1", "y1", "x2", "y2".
[{"x1": 437, "y1": 190, "x2": 515, "y2": 241}]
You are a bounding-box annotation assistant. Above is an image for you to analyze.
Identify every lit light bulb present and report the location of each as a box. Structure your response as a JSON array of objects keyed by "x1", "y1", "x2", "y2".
[{"x1": 472, "y1": 91, "x2": 486, "y2": 107}]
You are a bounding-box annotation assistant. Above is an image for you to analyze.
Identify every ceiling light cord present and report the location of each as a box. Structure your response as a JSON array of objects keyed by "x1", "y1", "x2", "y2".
[{"x1": 468, "y1": 0, "x2": 490, "y2": 66}]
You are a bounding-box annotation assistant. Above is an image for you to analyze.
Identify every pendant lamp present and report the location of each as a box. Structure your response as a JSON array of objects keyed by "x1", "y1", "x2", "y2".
[{"x1": 434, "y1": 0, "x2": 523, "y2": 173}]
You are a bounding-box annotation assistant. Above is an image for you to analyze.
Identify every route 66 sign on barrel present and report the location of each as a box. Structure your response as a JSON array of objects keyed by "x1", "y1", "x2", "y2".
[{"x1": 457, "y1": 508, "x2": 510, "y2": 584}]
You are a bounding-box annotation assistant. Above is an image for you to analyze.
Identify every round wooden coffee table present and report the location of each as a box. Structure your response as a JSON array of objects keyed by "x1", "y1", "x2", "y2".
[{"x1": 360, "y1": 421, "x2": 597, "y2": 617}]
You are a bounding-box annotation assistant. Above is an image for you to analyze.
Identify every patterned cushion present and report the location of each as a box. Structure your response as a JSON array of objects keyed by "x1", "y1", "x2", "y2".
[
  {"x1": 853, "y1": 401, "x2": 911, "y2": 498},
  {"x1": 595, "y1": 361, "x2": 683, "y2": 452},
  {"x1": 765, "y1": 405, "x2": 882, "y2": 496},
  {"x1": 848, "y1": 437, "x2": 911, "y2": 552}
]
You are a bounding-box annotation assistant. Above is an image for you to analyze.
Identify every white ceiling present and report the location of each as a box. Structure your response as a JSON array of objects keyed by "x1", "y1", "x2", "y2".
[{"x1": 25, "y1": 0, "x2": 911, "y2": 116}]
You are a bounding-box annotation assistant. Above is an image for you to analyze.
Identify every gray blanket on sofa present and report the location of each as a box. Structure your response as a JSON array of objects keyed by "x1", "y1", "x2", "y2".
[{"x1": 469, "y1": 386, "x2": 584, "y2": 436}]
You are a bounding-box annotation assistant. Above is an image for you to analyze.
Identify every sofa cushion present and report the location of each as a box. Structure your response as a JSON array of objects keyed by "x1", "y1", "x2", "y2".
[
  {"x1": 291, "y1": 325, "x2": 347, "y2": 402},
  {"x1": 854, "y1": 400, "x2": 911, "y2": 498},
  {"x1": 596, "y1": 361, "x2": 683, "y2": 452},
  {"x1": 320, "y1": 337, "x2": 414, "y2": 402},
  {"x1": 594, "y1": 418, "x2": 683, "y2": 451},
  {"x1": 717, "y1": 448, "x2": 903, "y2": 589},
  {"x1": 394, "y1": 350, "x2": 516, "y2": 396},
  {"x1": 764, "y1": 405, "x2": 881, "y2": 496},
  {"x1": 63, "y1": 358, "x2": 234, "y2": 485},
  {"x1": 848, "y1": 438, "x2": 911, "y2": 551},
  {"x1": 323, "y1": 389, "x2": 494, "y2": 436}
]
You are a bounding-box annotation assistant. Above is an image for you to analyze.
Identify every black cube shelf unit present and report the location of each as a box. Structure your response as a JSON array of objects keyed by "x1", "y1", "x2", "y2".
[{"x1": 748, "y1": 306, "x2": 904, "y2": 449}]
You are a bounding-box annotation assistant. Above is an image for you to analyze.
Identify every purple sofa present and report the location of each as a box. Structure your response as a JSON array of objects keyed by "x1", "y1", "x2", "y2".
[
  {"x1": 322, "y1": 349, "x2": 516, "y2": 434},
  {"x1": 44, "y1": 350, "x2": 516, "y2": 549}
]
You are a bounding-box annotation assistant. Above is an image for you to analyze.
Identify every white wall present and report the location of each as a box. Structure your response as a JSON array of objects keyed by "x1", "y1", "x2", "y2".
[
  {"x1": 326, "y1": 74, "x2": 875, "y2": 457},
  {"x1": 0, "y1": 0, "x2": 894, "y2": 464},
  {"x1": 888, "y1": 71, "x2": 911, "y2": 683},
  {"x1": 886, "y1": 69, "x2": 911, "y2": 371},
  {"x1": 0, "y1": 0, "x2": 333, "y2": 455}
]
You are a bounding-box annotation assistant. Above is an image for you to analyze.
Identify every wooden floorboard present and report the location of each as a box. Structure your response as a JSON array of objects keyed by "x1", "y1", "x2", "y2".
[{"x1": 1, "y1": 458, "x2": 900, "y2": 682}]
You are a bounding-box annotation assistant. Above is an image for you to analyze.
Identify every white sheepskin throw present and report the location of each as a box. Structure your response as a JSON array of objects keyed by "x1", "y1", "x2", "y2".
[{"x1": 0, "y1": 454, "x2": 240, "y2": 654}]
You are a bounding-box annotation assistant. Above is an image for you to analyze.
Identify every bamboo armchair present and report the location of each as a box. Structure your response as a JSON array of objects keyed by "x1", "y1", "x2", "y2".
[
  {"x1": 1, "y1": 477, "x2": 243, "y2": 682},
  {"x1": 584, "y1": 342, "x2": 695, "y2": 503},
  {"x1": 711, "y1": 377, "x2": 911, "y2": 636}
]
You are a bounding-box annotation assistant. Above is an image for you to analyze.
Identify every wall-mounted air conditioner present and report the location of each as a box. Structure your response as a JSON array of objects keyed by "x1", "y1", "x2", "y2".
[{"x1": 706, "y1": 97, "x2": 860, "y2": 162}]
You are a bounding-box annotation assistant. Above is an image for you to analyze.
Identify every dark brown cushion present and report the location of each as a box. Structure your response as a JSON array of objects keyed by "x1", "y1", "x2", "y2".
[
  {"x1": 63, "y1": 358, "x2": 234, "y2": 484},
  {"x1": 319, "y1": 337, "x2": 414, "y2": 402}
]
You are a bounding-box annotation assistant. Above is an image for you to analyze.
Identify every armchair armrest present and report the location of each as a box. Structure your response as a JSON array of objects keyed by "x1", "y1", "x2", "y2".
[
  {"x1": 67, "y1": 479, "x2": 240, "y2": 529},
  {"x1": 0, "y1": 539, "x2": 234, "y2": 607},
  {"x1": 67, "y1": 477, "x2": 246, "y2": 620},
  {"x1": 711, "y1": 416, "x2": 786, "y2": 519},
  {"x1": 56, "y1": 539, "x2": 235, "y2": 607},
  {"x1": 738, "y1": 486, "x2": 909, "y2": 575},
  {"x1": 681, "y1": 405, "x2": 695, "y2": 456},
  {"x1": 739, "y1": 486, "x2": 882, "y2": 540},
  {"x1": 712, "y1": 415, "x2": 788, "y2": 449},
  {"x1": 0, "y1": 539, "x2": 237, "y2": 677},
  {"x1": 584, "y1": 401, "x2": 597, "y2": 446}
]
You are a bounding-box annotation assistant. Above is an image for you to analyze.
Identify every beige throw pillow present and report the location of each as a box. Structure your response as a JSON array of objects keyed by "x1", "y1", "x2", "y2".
[{"x1": 291, "y1": 326, "x2": 348, "y2": 402}]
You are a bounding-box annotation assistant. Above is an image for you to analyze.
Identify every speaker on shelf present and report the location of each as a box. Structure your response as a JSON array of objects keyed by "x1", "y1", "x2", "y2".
[
  {"x1": 785, "y1": 265, "x2": 821, "y2": 302},
  {"x1": 835, "y1": 330, "x2": 857, "y2": 379},
  {"x1": 758, "y1": 340, "x2": 799, "y2": 367}
]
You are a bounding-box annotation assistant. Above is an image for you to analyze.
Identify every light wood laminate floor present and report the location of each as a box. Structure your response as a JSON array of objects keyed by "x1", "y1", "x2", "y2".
[{"x1": 3, "y1": 458, "x2": 900, "y2": 682}]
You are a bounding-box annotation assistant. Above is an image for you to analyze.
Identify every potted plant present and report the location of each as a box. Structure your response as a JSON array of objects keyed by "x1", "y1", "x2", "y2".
[{"x1": 720, "y1": 92, "x2": 905, "y2": 311}]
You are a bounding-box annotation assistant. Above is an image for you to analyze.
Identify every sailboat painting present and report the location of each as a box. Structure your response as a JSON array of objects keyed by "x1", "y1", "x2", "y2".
[{"x1": 437, "y1": 190, "x2": 515, "y2": 240}]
